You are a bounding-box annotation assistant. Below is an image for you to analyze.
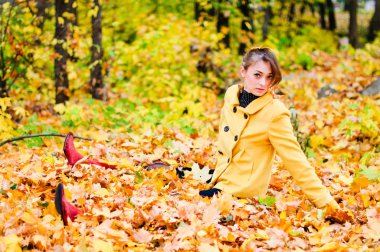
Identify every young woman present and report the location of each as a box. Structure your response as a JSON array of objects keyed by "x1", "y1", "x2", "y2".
[
  {"x1": 56, "y1": 48, "x2": 352, "y2": 225},
  {"x1": 199, "y1": 47, "x2": 340, "y2": 210}
]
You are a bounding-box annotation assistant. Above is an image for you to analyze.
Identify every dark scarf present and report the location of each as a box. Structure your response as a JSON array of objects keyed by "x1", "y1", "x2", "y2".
[{"x1": 239, "y1": 89, "x2": 259, "y2": 108}]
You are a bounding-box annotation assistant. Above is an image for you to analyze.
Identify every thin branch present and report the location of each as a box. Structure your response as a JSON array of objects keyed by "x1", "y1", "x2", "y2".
[
  {"x1": 6, "y1": 70, "x2": 21, "y2": 92},
  {"x1": 0, "y1": 133, "x2": 93, "y2": 147},
  {"x1": 3, "y1": 1, "x2": 15, "y2": 40}
]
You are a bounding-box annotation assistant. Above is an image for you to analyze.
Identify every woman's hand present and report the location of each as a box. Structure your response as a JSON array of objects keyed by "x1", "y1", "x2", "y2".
[{"x1": 323, "y1": 201, "x2": 355, "y2": 224}]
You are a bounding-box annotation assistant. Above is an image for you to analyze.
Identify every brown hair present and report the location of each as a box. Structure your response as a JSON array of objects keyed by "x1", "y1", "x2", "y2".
[{"x1": 241, "y1": 47, "x2": 282, "y2": 87}]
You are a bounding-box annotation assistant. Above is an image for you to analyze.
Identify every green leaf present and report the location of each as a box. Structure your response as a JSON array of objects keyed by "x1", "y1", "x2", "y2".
[
  {"x1": 0, "y1": 188, "x2": 7, "y2": 195},
  {"x1": 349, "y1": 103, "x2": 359, "y2": 109},
  {"x1": 225, "y1": 213, "x2": 233, "y2": 222},
  {"x1": 164, "y1": 140, "x2": 173, "y2": 148},
  {"x1": 134, "y1": 171, "x2": 144, "y2": 184},
  {"x1": 258, "y1": 196, "x2": 276, "y2": 207},
  {"x1": 360, "y1": 152, "x2": 373, "y2": 166},
  {"x1": 10, "y1": 183, "x2": 17, "y2": 190},
  {"x1": 38, "y1": 202, "x2": 49, "y2": 208},
  {"x1": 306, "y1": 149, "x2": 316, "y2": 158},
  {"x1": 26, "y1": 138, "x2": 43, "y2": 148},
  {"x1": 289, "y1": 228, "x2": 303, "y2": 237},
  {"x1": 182, "y1": 125, "x2": 195, "y2": 134},
  {"x1": 359, "y1": 167, "x2": 380, "y2": 182}
]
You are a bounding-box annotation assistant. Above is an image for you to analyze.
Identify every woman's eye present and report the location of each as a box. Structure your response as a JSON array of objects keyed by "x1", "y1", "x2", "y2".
[
  {"x1": 254, "y1": 73, "x2": 260, "y2": 77},
  {"x1": 268, "y1": 76, "x2": 273, "y2": 79}
]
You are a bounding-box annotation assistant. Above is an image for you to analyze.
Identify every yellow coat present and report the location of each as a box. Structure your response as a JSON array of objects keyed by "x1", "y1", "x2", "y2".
[{"x1": 211, "y1": 84, "x2": 335, "y2": 208}]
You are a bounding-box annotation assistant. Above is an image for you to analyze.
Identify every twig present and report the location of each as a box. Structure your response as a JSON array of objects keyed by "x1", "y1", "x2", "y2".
[{"x1": 0, "y1": 133, "x2": 92, "y2": 147}]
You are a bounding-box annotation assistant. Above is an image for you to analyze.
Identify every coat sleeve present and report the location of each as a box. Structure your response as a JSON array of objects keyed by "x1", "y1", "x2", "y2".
[{"x1": 268, "y1": 107, "x2": 336, "y2": 208}]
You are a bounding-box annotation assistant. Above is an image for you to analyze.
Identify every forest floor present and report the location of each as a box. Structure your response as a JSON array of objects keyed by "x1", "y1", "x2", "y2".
[{"x1": 0, "y1": 50, "x2": 379, "y2": 251}]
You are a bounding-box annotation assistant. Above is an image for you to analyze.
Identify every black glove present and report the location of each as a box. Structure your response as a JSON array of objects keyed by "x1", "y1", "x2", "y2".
[
  {"x1": 175, "y1": 167, "x2": 192, "y2": 178},
  {"x1": 199, "y1": 188, "x2": 221, "y2": 197}
]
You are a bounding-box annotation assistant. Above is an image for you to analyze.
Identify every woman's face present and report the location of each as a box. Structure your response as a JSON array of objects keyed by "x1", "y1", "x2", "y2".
[{"x1": 240, "y1": 60, "x2": 273, "y2": 96}]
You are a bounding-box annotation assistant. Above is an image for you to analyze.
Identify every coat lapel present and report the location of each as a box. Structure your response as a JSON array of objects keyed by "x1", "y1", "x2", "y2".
[
  {"x1": 226, "y1": 84, "x2": 273, "y2": 115},
  {"x1": 244, "y1": 92, "x2": 273, "y2": 115}
]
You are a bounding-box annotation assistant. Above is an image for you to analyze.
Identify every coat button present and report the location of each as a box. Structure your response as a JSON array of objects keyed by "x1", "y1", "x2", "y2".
[
  {"x1": 227, "y1": 158, "x2": 230, "y2": 163},
  {"x1": 244, "y1": 113, "x2": 248, "y2": 119},
  {"x1": 224, "y1": 126, "x2": 229, "y2": 132},
  {"x1": 233, "y1": 107, "x2": 237, "y2": 113},
  {"x1": 234, "y1": 135, "x2": 238, "y2": 141},
  {"x1": 218, "y1": 150, "x2": 223, "y2": 155}
]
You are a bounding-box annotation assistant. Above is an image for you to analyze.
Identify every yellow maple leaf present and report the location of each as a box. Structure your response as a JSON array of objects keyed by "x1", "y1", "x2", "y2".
[
  {"x1": 94, "y1": 188, "x2": 110, "y2": 197},
  {"x1": 92, "y1": 239, "x2": 113, "y2": 252},
  {"x1": 32, "y1": 235, "x2": 47, "y2": 249},
  {"x1": 0, "y1": 233, "x2": 22, "y2": 252},
  {"x1": 21, "y1": 212, "x2": 39, "y2": 225},
  {"x1": 53, "y1": 103, "x2": 66, "y2": 115},
  {"x1": 309, "y1": 135, "x2": 324, "y2": 149}
]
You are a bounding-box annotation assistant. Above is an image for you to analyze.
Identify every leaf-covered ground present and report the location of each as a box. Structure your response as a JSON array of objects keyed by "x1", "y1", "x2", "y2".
[{"x1": 1, "y1": 49, "x2": 379, "y2": 251}]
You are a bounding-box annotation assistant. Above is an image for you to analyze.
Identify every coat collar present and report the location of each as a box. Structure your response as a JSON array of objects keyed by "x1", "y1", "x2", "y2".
[{"x1": 226, "y1": 84, "x2": 273, "y2": 115}]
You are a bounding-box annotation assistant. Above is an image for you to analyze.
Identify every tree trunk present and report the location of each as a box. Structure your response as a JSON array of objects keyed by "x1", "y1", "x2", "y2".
[
  {"x1": 195, "y1": 0, "x2": 214, "y2": 24},
  {"x1": 0, "y1": 80, "x2": 6, "y2": 98},
  {"x1": 368, "y1": 0, "x2": 380, "y2": 41},
  {"x1": 195, "y1": 0, "x2": 201, "y2": 21},
  {"x1": 217, "y1": 0, "x2": 230, "y2": 49},
  {"x1": 35, "y1": 0, "x2": 50, "y2": 31},
  {"x1": 300, "y1": 1, "x2": 314, "y2": 16},
  {"x1": 326, "y1": 0, "x2": 336, "y2": 30},
  {"x1": 67, "y1": 0, "x2": 78, "y2": 26},
  {"x1": 309, "y1": 2, "x2": 315, "y2": 16},
  {"x1": 90, "y1": 0, "x2": 104, "y2": 100},
  {"x1": 344, "y1": 0, "x2": 349, "y2": 11},
  {"x1": 67, "y1": 0, "x2": 78, "y2": 62},
  {"x1": 300, "y1": 0, "x2": 306, "y2": 15},
  {"x1": 262, "y1": 0, "x2": 272, "y2": 41},
  {"x1": 238, "y1": 0, "x2": 254, "y2": 55},
  {"x1": 318, "y1": 2, "x2": 326, "y2": 29},
  {"x1": 279, "y1": 0, "x2": 285, "y2": 17},
  {"x1": 348, "y1": 0, "x2": 358, "y2": 48},
  {"x1": 54, "y1": 0, "x2": 69, "y2": 104},
  {"x1": 288, "y1": 2, "x2": 296, "y2": 22}
]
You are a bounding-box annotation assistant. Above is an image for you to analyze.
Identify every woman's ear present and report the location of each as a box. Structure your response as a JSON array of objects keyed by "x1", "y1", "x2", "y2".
[{"x1": 239, "y1": 66, "x2": 246, "y2": 79}]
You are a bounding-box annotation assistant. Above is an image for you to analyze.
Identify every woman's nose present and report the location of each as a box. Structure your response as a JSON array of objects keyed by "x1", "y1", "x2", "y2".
[{"x1": 259, "y1": 77, "x2": 266, "y2": 86}]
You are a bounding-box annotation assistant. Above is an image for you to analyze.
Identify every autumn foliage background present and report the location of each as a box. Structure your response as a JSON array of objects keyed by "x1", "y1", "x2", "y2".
[{"x1": 0, "y1": 0, "x2": 380, "y2": 251}]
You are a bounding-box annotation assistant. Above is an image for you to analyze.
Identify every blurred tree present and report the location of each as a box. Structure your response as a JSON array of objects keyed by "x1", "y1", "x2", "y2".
[
  {"x1": 300, "y1": 0, "x2": 315, "y2": 16},
  {"x1": 67, "y1": 0, "x2": 78, "y2": 62},
  {"x1": 36, "y1": 0, "x2": 50, "y2": 30},
  {"x1": 368, "y1": 0, "x2": 380, "y2": 41},
  {"x1": 288, "y1": 1, "x2": 296, "y2": 22},
  {"x1": 54, "y1": 0, "x2": 69, "y2": 104},
  {"x1": 238, "y1": 0, "x2": 254, "y2": 55},
  {"x1": 348, "y1": 0, "x2": 358, "y2": 47},
  {"x1": 25, "y1": 0, "x2": 51, "y2": 32},
  {"x1": 90, "y1": 0, "x2": 104, "y2": 100},
  {"x1": 67, "y1": 0, "x2": 77, "y2": 26},
  {"x1": 217, "y1": 0, "x2": 230, "y2": 49},
  {"x1": 195, "y1": 0, "x2": 215, "y2": 24},
  {"x1": 344, "y1": 0, "x2": 349, "y2": 11},
  {"x1": 0, "y1": 2, "x2": 31, "y2": 98},
  {"x1": 326, "y1": 0, "x2": 336, "y2": 30},
  {"x1": 195, "y1": 0, "x2": 204, "y2": 21},
  {"x1": 318, "y1": 0, "x2": 327, "y2": 29},
  {"x1": 278, "y1": 0, "x2": 285, "y2": 17},
  {"x1": 262, "y1": 0, "x2": 272, "y2": 41}
]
